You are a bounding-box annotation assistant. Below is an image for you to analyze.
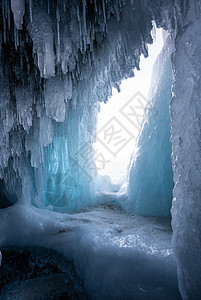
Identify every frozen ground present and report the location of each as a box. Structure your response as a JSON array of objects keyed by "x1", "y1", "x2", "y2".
[
  {"x1": 0, "y1": 202, "x2": 181, "y2": 299},
  {"x1": 0, "y1": 247, "x2": 86, "y2": 300}
]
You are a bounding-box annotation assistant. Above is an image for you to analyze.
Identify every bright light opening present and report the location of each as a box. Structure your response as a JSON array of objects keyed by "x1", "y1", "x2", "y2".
[{"x1": 94, "y1": 27, "x2": 165, "y2": 185}]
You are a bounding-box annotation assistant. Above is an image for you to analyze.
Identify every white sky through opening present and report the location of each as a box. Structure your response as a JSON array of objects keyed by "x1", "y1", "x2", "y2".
[{"x1": 94, "y1": 27, "x2": 165, "y2": 184}]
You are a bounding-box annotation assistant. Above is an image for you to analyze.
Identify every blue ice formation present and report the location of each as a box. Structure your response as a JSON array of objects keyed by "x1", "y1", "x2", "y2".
[
  {"x1": 127, "y1": 36, "x2": 174, "y2": 216},
  {"x1": 37, "y1": 102, "x2": 97, "y2": 212},
  {"x1": 0, "y1": 0, "x2": 177, "y2": 212}
]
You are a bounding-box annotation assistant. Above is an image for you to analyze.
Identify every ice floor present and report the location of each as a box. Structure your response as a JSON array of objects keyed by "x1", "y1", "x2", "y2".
[{"x1": 0, "y1": 203, "x2": 181, "y2": 299}]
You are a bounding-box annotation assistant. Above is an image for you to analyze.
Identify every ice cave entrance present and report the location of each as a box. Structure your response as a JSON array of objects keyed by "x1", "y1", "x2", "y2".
[{"x1": 95, "y1": 27, "x2": 164, "y2": 186}]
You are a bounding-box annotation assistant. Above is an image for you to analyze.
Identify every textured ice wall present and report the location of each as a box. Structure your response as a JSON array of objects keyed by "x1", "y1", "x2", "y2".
[
  {"x1": 171, "y1": 1, "x2": 201, "y2": 298},
  {"x1": 128, "y1": 36, "x2": 174, "y2": 216}
]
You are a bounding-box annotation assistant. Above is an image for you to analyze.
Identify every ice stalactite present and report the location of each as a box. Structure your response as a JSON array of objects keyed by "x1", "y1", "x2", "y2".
[
  {"x1": 11, "y1": 0, "x2": 25, "y2": 30},
  {"x1": 44, "y1": 77, "x2": 66, "y2": 122},
  {"x1": 2, "y1": 0, "x2": 172, "y2": 210},
  {"x1": 127, "y1": 35, "x2": 174, "y2": 216},
  {"x1": 28, "y1": 4, "x2": 55, "y2": 78},
  {"x1": 171, "y1": 1, "x2": 201, "y2": 298}
]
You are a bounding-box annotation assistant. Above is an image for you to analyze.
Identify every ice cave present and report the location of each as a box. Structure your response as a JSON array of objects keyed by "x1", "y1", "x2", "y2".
[{"x1": 0, "y1": 0, "x2": 201, "y2": 299}]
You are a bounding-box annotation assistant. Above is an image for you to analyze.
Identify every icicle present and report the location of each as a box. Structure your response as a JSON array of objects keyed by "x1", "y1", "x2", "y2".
[
  {"x1": 87, "y1": 51, "x2": 91, "y2": 67},
  {"x1": 14, "y1": 27, "x2": 19, "y2": 49},
  {"x1": 3, "y1": 1, "x2": 7, "y2": 43},
  {"x1": 27, "y1": 61, "x2": 30, "y2": 75},
  {"x1": 56, "y1": 4, "x2": 60, "y2": 46},
  {"x1": 78, "y1": 16, "x2": 83, "y2": 51},
  {"x1": 90, "y1": 35, "x2": 94, "y2": 52},
  {"x1": 11, "y1": 0, "x2": 25, "y2": 30},
  {"x1": 37, "y1": 52, "x2": 44, "y2": 77},
  {"x1": 82, "y1": 0, "x2": 87, "y2": 36},
  {"x1": 86, "y1": 28, "x2": 91, "y2": 44},
  {"x1": 3, "y1": 0, "x2": 11, "y2": 31},
  {"x1": 102, "y1": 0, "x2": 106, "y2": 23},
  {"x1": 63, "y1": 1, "x2": 66, "y2": 12},
  {"x1": 56, "y1": 3, "x2": 61, "y2": 63},
  {"x1": 20, "y1": 54, "x2": 23, "y2": 70},
  {"x1": 94, "y1": 0, "x2": 98, "y2": 13},
  {"x1": 47, "y1": 0, "x2": 50, "y2": 14},
  {"x1": 77, "y1": 5, "x2": 80, "y2": 22},
  {"x1": 29, "y1": 0, "x2": 32, "y2": 23},
  {"x1": 8, "y1": 1, "x2": 10, "y2": 31}
]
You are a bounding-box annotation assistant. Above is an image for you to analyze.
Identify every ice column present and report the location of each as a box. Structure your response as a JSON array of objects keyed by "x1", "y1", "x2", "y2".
[{"x1": 171, "y1": 2, "x2": 201, "y2": 298}]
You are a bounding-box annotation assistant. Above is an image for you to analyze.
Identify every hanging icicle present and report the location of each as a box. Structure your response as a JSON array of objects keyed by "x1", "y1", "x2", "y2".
[
  {"x1": 29, "y1": 0, "x2": 32, "y2": 23},
  {"x1": 10, "y1": 0, "x2": 25, "y2": 30}
]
